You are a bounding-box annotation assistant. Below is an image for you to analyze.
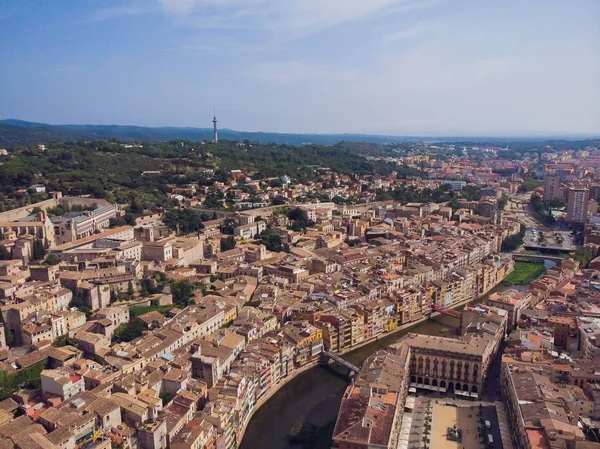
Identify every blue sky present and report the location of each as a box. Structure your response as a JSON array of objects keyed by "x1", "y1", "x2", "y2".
[{"x1": 0, "y1": 0, "x2": 598, "y2": 136}]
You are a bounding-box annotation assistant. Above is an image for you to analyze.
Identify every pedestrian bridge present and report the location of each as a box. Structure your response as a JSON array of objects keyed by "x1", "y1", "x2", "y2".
[
  {"x1": 512, "y1": 253, "x2": 566, "y2": 263},
  {"x1": 321, "y1": 351, "x2": 360, "y2": 373},
  {"x1": 431, "y1": 304, "x2": 462, "y2": 320}
]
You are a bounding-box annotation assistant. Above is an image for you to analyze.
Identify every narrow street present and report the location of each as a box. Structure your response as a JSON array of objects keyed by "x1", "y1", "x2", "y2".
[{"x1": 481, "y1": 341, "x2": 505, "y2": 402}]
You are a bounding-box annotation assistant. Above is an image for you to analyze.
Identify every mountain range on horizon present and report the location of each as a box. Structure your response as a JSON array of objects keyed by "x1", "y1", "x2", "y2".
[{"x1": 0, "y1": 119, "x2": 597, "y2": 148}]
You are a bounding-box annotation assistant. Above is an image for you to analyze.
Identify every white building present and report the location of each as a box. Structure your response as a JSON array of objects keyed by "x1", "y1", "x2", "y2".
[{"x1": 41, "y1": 368, "x2": 86, "y2": 399}]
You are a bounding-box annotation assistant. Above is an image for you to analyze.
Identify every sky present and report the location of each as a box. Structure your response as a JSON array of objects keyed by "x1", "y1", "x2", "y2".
[{"x1": 0, "y1": 0, "x2": 599, "y2": 136}]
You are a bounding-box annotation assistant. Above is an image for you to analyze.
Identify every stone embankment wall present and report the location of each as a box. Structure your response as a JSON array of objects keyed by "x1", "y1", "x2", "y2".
[
  {"x1": 0, "y1": 198, "x2": 59, "y2": 222},
  {"x1": 0, "y1": 196, "x2": 111, "y2": 223}
]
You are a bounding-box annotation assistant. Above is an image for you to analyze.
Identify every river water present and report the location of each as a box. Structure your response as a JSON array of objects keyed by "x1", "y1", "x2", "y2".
[
  {"x1": 239, "y1": 313, "x2": 469, "y2": 449},
  {"x1": 239, "y1": 278, "x2": 540, "y2": 449}
]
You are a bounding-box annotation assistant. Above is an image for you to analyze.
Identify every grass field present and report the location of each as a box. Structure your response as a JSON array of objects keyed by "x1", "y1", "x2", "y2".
[
  {"x1": 129, "y1": 304, "x2": 174, "y2": 318},
  {"x1": 502, "y1": 261, "x2": 545, "y2": 286}
]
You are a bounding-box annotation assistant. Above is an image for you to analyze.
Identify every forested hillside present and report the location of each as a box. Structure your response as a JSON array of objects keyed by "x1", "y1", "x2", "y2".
[
  {"x1": 0, "y1": 120, "x2": 411, "y2": 147},
  {"x1": 0, "y1": 139, "x2": 394, "y2": 212}
]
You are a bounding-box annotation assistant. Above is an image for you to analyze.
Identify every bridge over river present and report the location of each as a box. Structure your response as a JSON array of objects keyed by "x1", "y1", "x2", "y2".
[
  {"x1": 320, "y1": 351, "x2": 360, "y2": 373},
  {"x1": 238, "y1": 311, "x2": 478, "y2": 449},
  {"x1": 512, "y1": 253, "x2": 566, "y2": 264}
]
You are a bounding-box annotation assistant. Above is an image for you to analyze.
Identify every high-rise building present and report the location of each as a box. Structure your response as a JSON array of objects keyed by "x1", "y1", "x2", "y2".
[
  {"x1": 212, "y1": 112, "x2": 218, "y2": 143},
  {"x1": 543, "y1": 172, "x2": 561, "y2": 202},
  {"x1": 590, "y1": 183, "x2": 600, "y2": 201},
  {"x1": 566, "y1": 187, "x2": 589, "y2": 224}
]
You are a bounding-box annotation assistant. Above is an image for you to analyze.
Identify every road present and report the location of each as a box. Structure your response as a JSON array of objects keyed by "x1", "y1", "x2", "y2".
[
  {"x1": 482, "y1": 405, "x2": 503, "y2": 449},
  {"x1": 508, "y1": 193, "x2": 581, "y2": 252},
  {"x1": 507, "y1": 194, "x2": 544, "y2": 228}
]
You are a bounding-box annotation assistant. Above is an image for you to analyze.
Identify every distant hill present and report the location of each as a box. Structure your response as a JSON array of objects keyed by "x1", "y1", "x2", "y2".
[
  {"x1": 0, "y1": 119, "x2": 416, "y2": 147},
  {"x1": 1, "y1": 119, "x2": 596, "y2": 147}
]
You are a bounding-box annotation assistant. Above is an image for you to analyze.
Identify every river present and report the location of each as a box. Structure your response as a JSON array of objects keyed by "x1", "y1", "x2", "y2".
[
  {"x1": 238, "y1": 274, "x2": 551, "y2": 449},
  {"x1": 239, "y1": 313, "x2": 470, "y2": 449}
]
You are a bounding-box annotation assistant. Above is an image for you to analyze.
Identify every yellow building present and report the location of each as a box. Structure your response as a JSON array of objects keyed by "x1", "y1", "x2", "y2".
[
  {"x1": 223, "y1": 306, "x2": 237, "y2": 325},
  {"x1": 384, "y1": 317, "x2": 398, "y2": 332}
]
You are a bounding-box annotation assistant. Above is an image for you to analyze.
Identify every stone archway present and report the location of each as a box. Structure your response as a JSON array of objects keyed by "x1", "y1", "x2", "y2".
[
  {"x1": 418, "y1": 377, "x2": 423, "y2": 384},
  {"x1": 432, "y1": 379, "x2": 438, "y2": 387},
  {"x1": 411, "y1": 376, "x2": 416, "y2": 383},
  {"x1": 440, "y1": 381, "x2": 446, "y2": 389},
  {"x1": 463, "y1": 384, "x2": 469, "y2": 392},
  {"x1": 448, "y1": 382, "x2": 454, "y2": 392},
  {"x1": 424, "y1": 378, "x2": 430, "y2": 385},
  {"x1": 471, "y1": 385, "x2": 478, "y2": 394},
  {"x1": 455, "y1": 383, "x2": 461, "y2": 391}
]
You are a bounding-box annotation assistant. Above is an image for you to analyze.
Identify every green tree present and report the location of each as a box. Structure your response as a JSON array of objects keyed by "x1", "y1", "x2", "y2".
[
  {"x1": 32, "y1": 239, "x2": 46, "y2": 260},
  {"x1": 573, "y1": 248, "x2": 594, "y2": 268},
  {"x1": 163, "y1": 208, "x2": 204, "y2": 234},
  {"x1": 220, "y1": 218, "x2": 239, "y2": 235},
  {"x1": 110, "y1": 289, "x2": 118, "y2": 303},
  {"x1": 0, "y1": 358, "x2": 48, "y2": 400},
  {"x1": 449, "y1": 196, "x2": 460, "y2": 213},
  {"x1": 129, "y1": 199, "x2": 143, "y2": 214},
  {"x1": 258, "y1": 229, "x2": 284, "y2": 252},
  {"x1": 170, "y1": 280, "x2": 195, "y2": 307},
  {"x1": 0, "y1": 246, "x2": 12, "y2": 260},
  {"x1": 109, "y1": 216, "x2": 127, "y2": 227},
  {"x1": 140, "y1": 279, "x2": 151, "y2": 296},
  {"x1": 69, "y1": 295, "x2": 91, "y2": 317},
  {"x1": 5, "y1": 329, "x2": 15, "y2": 347},
  {"x1": 498, "y1": 194, "x2": 508, "y2": 211},
  {"x1": 346, "y1": 237, "x2": 362, "y2": 247},
  {"x1": 501, "y1": 224, "x2": 526, "y2": 252},
  {"x1": 220, "y1": 235, "x2": 236, "y2": 252},
  {"x1": 288, "y1": 207, "x2": 309, "y2": 231},
  {"x1": 550, "y1": 196, "x2": 566, "y2": 209},
  {"x1": 127, "y1": 281, "x2": 135, "y2": 300},
  {"x1": 123, "y1": 213, "x2": 136, "y2": 225},
  {"x1": 114, "y1": 317, "x2": 147, "y2": 342},
  {"x1": 69, "y1": 295, "x2": 86, "y2": 308},
  {"x1": 52, "y1": 335, "x2": 69, "y2": 347},
  {"x1": 521, "y1": 177, "x2": 543, "y2": 192},
  {"x1": 44, "y1": 254, "x2": 61, "y2": 265},
  {"x1": 160, "y1": 391, "x2": 176, "y2": 406},
  {"x1": 461, "y1": 185, "x2": 481, "y2": 201},
  {"x1": 530, "y1": 195, "x2": 556, "y2": 224}
]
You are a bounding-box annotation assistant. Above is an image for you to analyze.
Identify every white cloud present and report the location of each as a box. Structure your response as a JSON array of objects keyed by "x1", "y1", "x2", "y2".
[
  {"x1": 157, "y1": 0, "x2": 269, "y2": 16},
  {"x1": 247, "y1": 61, "x2": 360, "y2": 85},
  {"x1": 165, "y1": 44, "x2": 217, "y2": 52},
  {"x1": 381, "y1": 19, "x2": 444, "y2": 42},
  {"x1": 87, "y1": 5, "x2": 154, "y2": 22},
  {"x1": 156, "y1": 0, "x2": 200, "y2": 14},
  {"x1": 156, "y1": 0, "x2": 438, "y2": 35}
]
